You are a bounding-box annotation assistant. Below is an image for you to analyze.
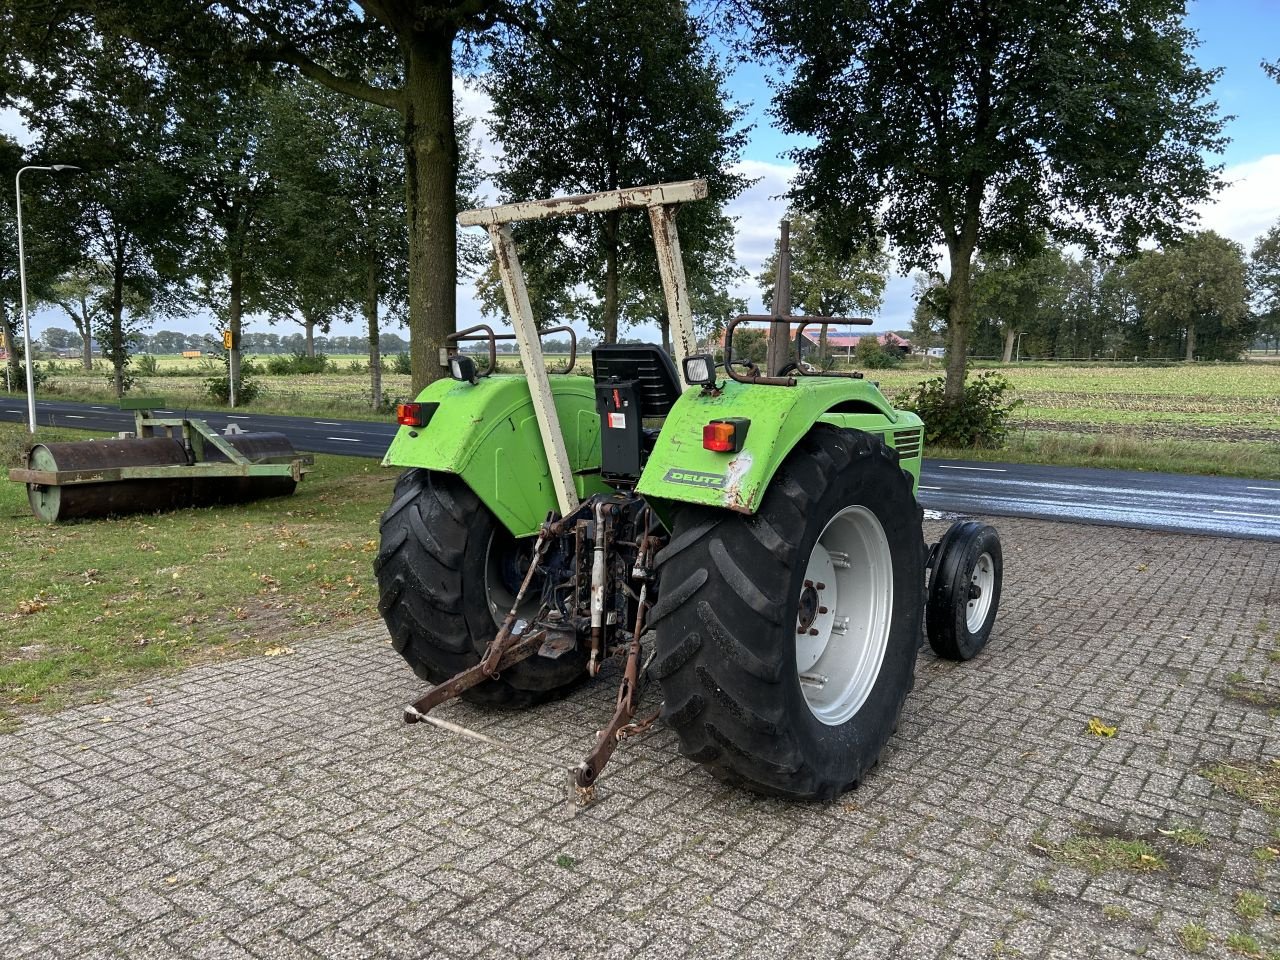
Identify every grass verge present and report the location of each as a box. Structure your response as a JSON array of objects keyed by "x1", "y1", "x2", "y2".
[
  {"x1": 928, "y1": 430, "x2": 1280, "y2": 480},
  {"x1": 1, "y1": 422, "x2": 396, "y2": 732}
]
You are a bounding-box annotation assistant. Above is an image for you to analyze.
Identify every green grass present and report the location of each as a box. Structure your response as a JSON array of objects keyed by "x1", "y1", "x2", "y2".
[
  {"x1": 1, "y1": 422, "x2": 396, "y2": 732},
  {"x1": 27, "y1": 355, "x2": 1279, "y2": 479},
  {"x1": 1036, "y1": 832, "x2": 1167, "y2": 874},
  {"x1": 1179, "y1": 923, "x2": 1211, "y2": 954},
  {"x1": 1235, "y1": 890, "x2": 1267, "y2": 921},
  {"x1": 1201, "y1": 761, "x2": 1280, "y2": 816}
]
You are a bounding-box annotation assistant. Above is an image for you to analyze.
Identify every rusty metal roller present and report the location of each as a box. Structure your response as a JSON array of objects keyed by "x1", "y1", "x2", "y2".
[{"x1": 24, "y1": 433, "x2": 301, "y2": 522}]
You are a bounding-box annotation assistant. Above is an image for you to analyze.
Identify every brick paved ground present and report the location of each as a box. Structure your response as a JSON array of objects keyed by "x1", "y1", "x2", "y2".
[{"x1": 2, "y1": 516, "x2": 1278, "y2": 960}]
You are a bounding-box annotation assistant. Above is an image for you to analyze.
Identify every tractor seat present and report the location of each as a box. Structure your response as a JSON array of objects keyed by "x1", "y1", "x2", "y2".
[{"x1": 591, "y1": 344, "x2": 682, "y2": 417}]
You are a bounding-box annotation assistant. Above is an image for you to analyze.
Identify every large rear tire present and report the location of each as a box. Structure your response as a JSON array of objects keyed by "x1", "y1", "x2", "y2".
[
  {"x1": 651, "y1": 427, "x2": 925, "y2": 800},
  {"x1": 374, "y1": 469, "x2": 587, "y2": 708}
]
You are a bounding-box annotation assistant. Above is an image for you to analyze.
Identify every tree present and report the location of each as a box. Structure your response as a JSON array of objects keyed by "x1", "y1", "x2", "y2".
[
  {"x1": 1251, "y1": 224, "x2": 1280, "y2": 354},
  {"x1": 758, "y1": 210, "x2": 889, "y2": 318},
  {"x1": 49, "y1": 263, "x2": 111, "y2": 369},
  {"x1": 15, "y1": 31, "x2": 189, "y2": 396},
  {"x1": 6, "y1": 0, "x2": 534, "y2": 393},
  {"x1": 1128, "y1": 231, "x2": 1251, "y2": 361},
  {"x1": 910, "y1": 272, "x2": 948, "y2": 357},
  {"x1": 758, "y1": 0, "x2": 1227, "y2": 405},
  {"x1": 970, "y1": 247, "x2": 1068, "y2": 361},
  {"x1": 178, "y1": 77, "x2": 278, "y2": 405},
  {"x1": 481, "y1": 0, "x2": 750, "y2": 346}
]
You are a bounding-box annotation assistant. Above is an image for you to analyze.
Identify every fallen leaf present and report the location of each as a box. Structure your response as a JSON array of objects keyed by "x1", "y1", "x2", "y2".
[
  {"x1": 1087, "y1": 716, "x2": 1118, "y2": 738},
  {"x1": 263, "y1": 646, "x2": 294, "y2": 657}
]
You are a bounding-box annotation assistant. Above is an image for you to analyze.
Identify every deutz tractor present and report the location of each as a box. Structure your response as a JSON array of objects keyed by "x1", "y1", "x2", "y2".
[{"x1": 375, "y1": 180, "x2": 1003, "y2": 803}]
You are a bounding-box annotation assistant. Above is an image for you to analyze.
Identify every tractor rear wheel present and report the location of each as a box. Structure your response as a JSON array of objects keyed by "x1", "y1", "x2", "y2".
[
  {"x1": 651, "y1": 426, "x2": 925, "y2": 800},
  {"x1": 374, "y1": 469, "x2": 587, "y2": 708}
]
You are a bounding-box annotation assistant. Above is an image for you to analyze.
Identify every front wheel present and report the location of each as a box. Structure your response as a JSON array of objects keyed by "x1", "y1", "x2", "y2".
[{"x1": 650, "y1": 427, "x2": 925, "y2": 800}]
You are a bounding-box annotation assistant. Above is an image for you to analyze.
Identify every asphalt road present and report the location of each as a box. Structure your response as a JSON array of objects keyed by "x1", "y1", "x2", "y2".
[{"x1": 4, "y1": 396, "x2": 1278, "y2": 542}]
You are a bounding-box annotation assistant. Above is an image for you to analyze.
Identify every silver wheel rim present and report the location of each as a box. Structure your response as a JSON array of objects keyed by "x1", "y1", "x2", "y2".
[
  {"x1": 965, "y1": 551, "x2": 995, "y2": 633},
  {"x1": 485, "y1": 531, "x2": 539, "y2": 628},
  {"x1": 794, "y1": 505, "x2": 894, "y2": 726}
]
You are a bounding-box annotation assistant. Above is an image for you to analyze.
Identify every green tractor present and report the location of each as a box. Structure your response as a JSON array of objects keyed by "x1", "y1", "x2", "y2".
[{"x1": 375, "y1": 180, "x2": 1003, "y2": 803}]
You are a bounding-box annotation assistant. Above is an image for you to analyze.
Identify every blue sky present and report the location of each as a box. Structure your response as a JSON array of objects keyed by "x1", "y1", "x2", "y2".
[{"x1": 10, "y1": 1, "x2": 1280, "y2": 342}]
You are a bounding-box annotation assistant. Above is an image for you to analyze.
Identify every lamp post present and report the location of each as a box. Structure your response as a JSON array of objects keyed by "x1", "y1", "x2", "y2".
[{"x1": 16, "y1": 163, "x2": 80, "y2": 433}]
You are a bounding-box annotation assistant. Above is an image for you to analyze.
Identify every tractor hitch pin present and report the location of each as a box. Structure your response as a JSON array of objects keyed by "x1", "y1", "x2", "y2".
[{"x1": 587, "y1": 499, "x2": 610, "y2": 677}]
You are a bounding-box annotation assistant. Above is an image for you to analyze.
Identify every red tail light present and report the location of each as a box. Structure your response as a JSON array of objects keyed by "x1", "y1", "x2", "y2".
[
  {"x1": 397, "y1": 403, "x2": 425, "y2": 427},
  {"x1": 703, "y1": 418, "x2": 749, "y2": 453}
]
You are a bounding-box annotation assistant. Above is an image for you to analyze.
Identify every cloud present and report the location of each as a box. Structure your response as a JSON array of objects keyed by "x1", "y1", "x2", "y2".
[
  {"x1": 1195, "y1": 154, "x2": 1280, "y2": 249},
  {"x1": 0, "y1": 107, "x2": 33, "y2": 146}
]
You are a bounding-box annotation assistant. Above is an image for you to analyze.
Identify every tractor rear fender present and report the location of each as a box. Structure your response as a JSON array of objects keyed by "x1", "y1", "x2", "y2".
[
  {"x1": 381, "y1": 375, "x2": 610, "y2": 537},
  {"x1": 635, "y1": 378, "x2": 924, "y2": 514}
]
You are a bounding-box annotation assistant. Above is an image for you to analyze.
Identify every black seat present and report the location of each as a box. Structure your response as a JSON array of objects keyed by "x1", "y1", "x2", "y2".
[{"x1": 591, "y1": 344, "x2": 682, "y2": 417}]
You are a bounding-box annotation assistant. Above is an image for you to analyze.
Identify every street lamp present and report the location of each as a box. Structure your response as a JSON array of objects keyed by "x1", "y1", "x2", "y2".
[{"x1": 16, "y1": 163, "x2": 80, "y2": 433}]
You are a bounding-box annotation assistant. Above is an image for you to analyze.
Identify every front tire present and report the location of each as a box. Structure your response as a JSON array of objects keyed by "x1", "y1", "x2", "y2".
[
  {"x1": 374, "y1": 469, "x2": 587, "y2": 708},
  {"x1": 650, "y1": 427, "x2": 925, "y2": 800}
]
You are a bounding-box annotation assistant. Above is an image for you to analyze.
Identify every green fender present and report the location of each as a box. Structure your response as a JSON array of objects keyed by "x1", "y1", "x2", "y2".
[
  {"x1": 634, "y1": 377, "x2": 924, "y2": 514},
  {"x1": 381, "y1": 375, "x2": 611, "y2": 537}
]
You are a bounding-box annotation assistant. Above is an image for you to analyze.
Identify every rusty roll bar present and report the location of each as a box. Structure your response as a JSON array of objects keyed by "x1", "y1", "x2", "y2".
[
  {"x1": 446, "y1": 324, "x2": 579, "y2": 375},
  {"x1": 793, "y1": 318, "x2": 872, "y2": 379},
  {"x1": 723, "y1": 315, "x2": 795, "y2": 386}
]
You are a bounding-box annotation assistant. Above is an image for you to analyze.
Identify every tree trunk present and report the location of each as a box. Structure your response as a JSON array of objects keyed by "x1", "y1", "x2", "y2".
[
  {"x1": 602, "y1": 210, "x2": 620, "y2": 343},
  {"x1": 1185, "y1": 322, "x2": 1195, "y2": 362},
  {"x1": 304, "y1": 317, "x2": 315, "y2": 357},
  {"x1": 1002, "y1": 326, "x2": 1016, "y2": 363},
  {"x1": 78, "y1": 295, "x2": 93, "y2": 370},
  {"x1": 1, "y1": 307, "x2": 21, "y2": 390},
  {"x1": 366, "y1": 245, "x2": 382, "y2": 410},
  {"x1": 404, "y1": 26, "x2": 459, "y2": 392},
  {"x1": 110, "y1": 271, "x2": 126, "y2": 399},
  {"x1": 228, "y1": 260, "x2": 242, "y2": 407},
  {"x1": 943, "y1": 244, "x2": 975, "y2": 403}
]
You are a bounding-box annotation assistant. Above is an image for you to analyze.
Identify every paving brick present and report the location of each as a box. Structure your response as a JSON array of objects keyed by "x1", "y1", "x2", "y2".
[{"x1": 2, "y1": 517, "x2": 1278, "y2": 958}]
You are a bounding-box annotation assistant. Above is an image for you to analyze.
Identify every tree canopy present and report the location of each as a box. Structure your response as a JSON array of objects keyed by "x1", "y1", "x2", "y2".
[
  {"x1": 480, "y1": 0, "x2": 750, "y2": 346},
  {"x1": 757, "y1": 0, "x2": 1228, "y2": 401}
]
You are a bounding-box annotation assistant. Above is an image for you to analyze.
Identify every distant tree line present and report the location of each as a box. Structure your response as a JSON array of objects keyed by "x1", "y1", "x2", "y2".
[
  {"x1": 911, "y1": 227, "x2": 1280, "y2": 361},
  {"x1": 38, "y1": 327, "x2": 413, "y2": 359}
]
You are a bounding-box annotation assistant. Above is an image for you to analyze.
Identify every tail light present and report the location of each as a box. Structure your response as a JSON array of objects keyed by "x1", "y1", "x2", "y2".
[
  {"x1": 397, "y1": 403, "x2": 428, "y2": 427},
  {"x1": 703, "y1": 418, "x2": 749, "y2": 453}
]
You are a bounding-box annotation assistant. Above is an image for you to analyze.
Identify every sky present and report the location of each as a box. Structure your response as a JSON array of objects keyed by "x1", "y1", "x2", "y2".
[{"x1": 6, "y1": 0, "x2": 1280, "y2": 343}]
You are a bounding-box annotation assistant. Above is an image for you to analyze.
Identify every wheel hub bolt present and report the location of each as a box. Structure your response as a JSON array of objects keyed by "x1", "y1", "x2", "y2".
[{"x1": 969, "y1": 584, "x2": 982, "y2": 599}]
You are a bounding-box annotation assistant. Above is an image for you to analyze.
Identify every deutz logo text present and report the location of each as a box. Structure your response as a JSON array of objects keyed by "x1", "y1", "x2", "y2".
[{"x1": 664, "y1": 468, "x2": 727, "y2": 489}]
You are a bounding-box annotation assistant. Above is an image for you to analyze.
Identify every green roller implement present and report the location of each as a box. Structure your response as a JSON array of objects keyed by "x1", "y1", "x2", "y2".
[
  {"x1": 10, "y1": 399, "x2": 311, "y2": 523},
  {"x1": 376, "y1": 180, "x2": 1004, "y2": 805}
]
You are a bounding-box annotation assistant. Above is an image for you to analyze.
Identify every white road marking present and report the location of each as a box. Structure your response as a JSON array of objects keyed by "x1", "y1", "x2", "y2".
[
  {"x1": 936, "y1": 464, "x2": 1007, "y2": 473},
  {"x1": 327, "y1": 437, "x2": 362, "y2": 443},
  {"x1": 65, "y1": 415, "x2": 85, "y2": 419},
  {"x1": 90, "y1": 405, "x2": 107, "y2": 410},
  {"x1": 918, "y1": 485, "x2": 941, "y2": 490},
  {"x1": 314, "y1": 421, "x2": 342, "y2": 426},
  {"x1": 1213, "y1": 509, "x2": 1280, "y2": 520},
  {"x1": 227, "y1": 415, "x2": 250, "y2": 419},
  {"x1": 1246, "y1": 486, "x2": 1280, "y2": 493},
  {"x1": 156, "y1": 410, "x2": 174, "y2": 414}
]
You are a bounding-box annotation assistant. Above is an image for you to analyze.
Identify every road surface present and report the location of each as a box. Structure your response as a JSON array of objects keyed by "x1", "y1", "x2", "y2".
[{"x1": 3, "y1": 397, "x2": 1278, "y2": 542}]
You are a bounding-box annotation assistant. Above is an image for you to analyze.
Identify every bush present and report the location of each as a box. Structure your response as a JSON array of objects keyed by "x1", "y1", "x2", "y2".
[
  {"x1": 135, "y1": 354, "x2": 159, "y2": 376},
  {"x1": 265, "y1": 352, "x2": 330, "y2": 375},
  {"x1": 895, "y1": 371, "x2": 1021, "y2": 448},
  {"x1": 855, "y1": 337, "x2": 903, "y2": 369},
  {"x1": 204, "y1": 372, "x2": 262, "y2": 405},
  {"x1": 391, "y1": 352, "x2": 412, "y2": 375}
]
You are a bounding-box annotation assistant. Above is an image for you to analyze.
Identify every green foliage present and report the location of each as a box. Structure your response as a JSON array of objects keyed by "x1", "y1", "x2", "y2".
[
  {"x1": 896, "y1": 372, "x2": 1021, "y2": 448},
  {"x1": 135, "y1": 354, "x2": 159, "y2": 376},
  {"x1": 481, "y1": 0, "x2": 750, "y2": 343},
  {"x1": 391, "y1": 353, "x2": 412, "y2": 376},
  {"x1": 266, "y1": 352, "x2": 330, "y2": 376},
  {"x1": 759, "y1": 0, "x2": 1228, "y2": 399},
  {"x1": 1127, "y1": 231, "x2": 1253, "y2": 361},
  {"x1": 855, "y1": 336, "x2": 902, "y2": 369},
  {"x1": 204, "y1": 369, "x2": 261, "y2": 405}
]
